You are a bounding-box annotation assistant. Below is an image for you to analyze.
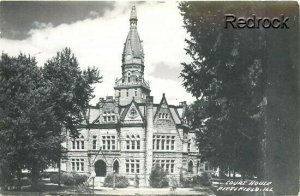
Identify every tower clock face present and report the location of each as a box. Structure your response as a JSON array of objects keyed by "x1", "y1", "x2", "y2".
[{"x1": 126, "y1": 54, "x2": 132, "y2": 60}]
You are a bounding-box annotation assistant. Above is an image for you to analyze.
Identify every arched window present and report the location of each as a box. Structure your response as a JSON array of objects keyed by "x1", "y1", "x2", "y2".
[
  {"x1": 113, "y1": 160, "x2": 120, "y2": 174},
  {"x1": 80, "y1": 136, "x2": 85, "y2": 149},
  {"x1": 136, "y1": 135, "x2": 140, "y2": 150},
  {"x1": 131, "y1": 135, "x2": 135, "y2": 149},
  {"x1": 188, "y1": 160, "x2": 193, "y2": 173}
]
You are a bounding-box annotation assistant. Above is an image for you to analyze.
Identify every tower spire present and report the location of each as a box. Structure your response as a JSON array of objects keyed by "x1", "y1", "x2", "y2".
[
  {"x1": 130, "y1": 5, "x2": 138, "y2": 28},
  {"x1": 114, "y1": 5, "x2": 150, "y2": 105}
]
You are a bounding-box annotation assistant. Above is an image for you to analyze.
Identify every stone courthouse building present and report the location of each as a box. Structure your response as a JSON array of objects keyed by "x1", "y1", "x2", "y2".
[{"x1": 63, "y1": 6, "x2": 205, "y2": 187}]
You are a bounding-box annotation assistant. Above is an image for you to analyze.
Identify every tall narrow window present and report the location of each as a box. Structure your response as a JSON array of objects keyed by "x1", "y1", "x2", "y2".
[
  {"x1": 72, "y1": 141, "x2": 75, "y2": 149},
  {"x1": 166, "y1": 160, "x2": 170, "y2": 172},
  {"x1": 161, "y1": 136, "x2": 165, "y2": 150},
  {"x1": 107, "y1": 137, "x2": 111, "y2": 149},
  {"x1": 126, "y1": 141, "x2": 130, "y2": 150},
  {"x1": 81, "y1": 159, "x2": 84, "y2": 171},
  {"x1": 137, "y1": 140, "x2": 140, "y2": 150},
  {"x1": 71, "y1": 159, "x2": 75, "y2": 171},
  {"x1": 171, "y1": 160, "x2": 175, "y2": 173},
  {"x1": 136, "y1": 135, "x2": 140, "y2": 150},
  {"x1": 126, "y1": 90, "x2": 129, "y2": 97},
  {"x1": 171, "y1": 136, "x2": 175, "y2": 150},
  {"x1": 156, "y1": 138, "x2": 160, "y2": 150},
  {"x1": 134, "y1": 89, "x2": 137, "y2": 96},
  {"x1": 76, "y1": 141, "x2": 80, "y2": 149},
  {"x1": 81, "y1": 141, "x2": 84, "y2": 149},
  {"x1": 118, "y1": 90, "x2": 121, "y2": 97},
  {"x1": 76, "y1": 159, "x2": 80, "y2": 171},
  {"x1": 102, "y1": 136, "x2": 106, "y2": 150},
  {"x1": 166, "y1": 136, "x2": 170, "y2": 150},
  {"x1": 112, "y1": 136, "x2": 116, "y2": 150},
  {"x1": 93, "y1": 136, "x2": 97, "y2": 150},
  {"x1": 188, "y1": 161, "x2": 193, "y2": 173},
  {"x1": 136, "y1": 160, "x2": 140, "y2": 173},
  {"x1": 126, "y1": 160, "x2": 129, "y2": 173}
]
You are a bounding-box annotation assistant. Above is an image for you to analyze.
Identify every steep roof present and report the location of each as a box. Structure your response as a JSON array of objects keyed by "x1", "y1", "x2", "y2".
[{"x1": 122, "y1": 5, "x2": 144, "y2": 64}]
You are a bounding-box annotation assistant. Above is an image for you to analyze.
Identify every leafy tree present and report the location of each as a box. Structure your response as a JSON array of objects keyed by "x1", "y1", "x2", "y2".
[
  {"x1": 42, "y1": 48, "x2": 102, "y2": 186},
  {"x1": 0, "y1": 53, "x2": 62, "y2": 190},
  {"x1": 179, "y1": 2, "x2": 265, "y2": 178},
  {"x1": 0, "y1": 49, "x2": 102, "y2": 190},
  {"x1": 179, "y1": 2, "x2": 299, "y2": 195},
  {"x1": 43, "y1": 48, "x2": 102, "y2": 138},
  {"x1": 149, "y1": 164, "x2": 169, "y2": 188}
]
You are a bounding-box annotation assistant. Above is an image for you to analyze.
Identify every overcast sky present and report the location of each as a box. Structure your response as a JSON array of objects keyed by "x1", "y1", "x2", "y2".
[{"x1": 0, "y1": 1, "x2": 195, "y2": 105}]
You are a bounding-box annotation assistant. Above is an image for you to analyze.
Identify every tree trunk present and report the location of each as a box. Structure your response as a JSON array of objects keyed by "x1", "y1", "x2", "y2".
[
  {"x1": 31, "y1": 162, "x2": 40, "y2": 191},
  {"x1": 58, "y1": 161, "x2": 61, "y2": 187},
  {"x1": 16, "y1": 167, "x2": 22, "y2": 190},
  {"x1": 265, "y1": 2, "x2": 299, "y2": 195}
]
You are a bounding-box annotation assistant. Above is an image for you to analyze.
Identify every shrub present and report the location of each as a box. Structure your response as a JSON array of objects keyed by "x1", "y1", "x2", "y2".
[
  {"x1": 181, "y1": 172, "x2": 212, "y2": 188},
  {"x1": 149, "y1": 164, "x2": 169, "y2": 188},
  {"x1": 50, "y1": 172, "x2": 88, "y2": 186},
  {"x1": 198, "y1": 172, "x2": 212, "y2": 186},
  {"x1": 73, "y1": 173, "x2": 88, "y2": 185},
  {"x1": 0, "y1": 161, "x2": 14, "y2": 190},
  {"x1": 182, "y1": 176, "x2": 194, "y2": 188},
  {"x1": 103, "y1": 174, "x2": 129, "y2": 188},
  {"x1": 41, "y1": 172, "x2": 56, "y2": 179},
  {"x1": 50, "y1": 173, "x2": 59, "y2": 184}
]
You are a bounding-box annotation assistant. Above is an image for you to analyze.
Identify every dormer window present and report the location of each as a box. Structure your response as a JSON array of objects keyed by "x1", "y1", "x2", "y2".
[
  {"x1": 128, "y1": 77, "x2": 131, "y2": 82},
  {"x1": 159, "y1": 113, "x2": 169, "y2": 119},
  {"x1": 103, "y1": 111, "x2": 115, "y2": 122}
]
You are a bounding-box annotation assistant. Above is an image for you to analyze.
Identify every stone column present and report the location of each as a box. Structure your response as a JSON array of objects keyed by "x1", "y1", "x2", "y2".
[{"x1": 145, "y1": 96, "x2": 153, "y2": 187}]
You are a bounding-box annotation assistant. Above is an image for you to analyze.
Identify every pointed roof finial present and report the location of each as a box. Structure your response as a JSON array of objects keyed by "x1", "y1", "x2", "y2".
[{"x1": 130, "y1": 5, "x2": 138, "y2": 27}]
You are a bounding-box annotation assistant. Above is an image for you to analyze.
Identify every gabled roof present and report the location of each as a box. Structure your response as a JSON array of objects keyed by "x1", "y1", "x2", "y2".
[
  {"x1": 154, "y1": 93, "x2": 178, "y2": 125},
  {"x1": 120, "y1": 98, "x2": 144, "y2": 122}
]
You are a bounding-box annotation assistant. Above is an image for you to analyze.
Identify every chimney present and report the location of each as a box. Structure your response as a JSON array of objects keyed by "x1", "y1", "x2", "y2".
[
  {"x1": 106, "y1": 96, "x2": 113, "y2": 101},
  {"x1": 146, "y1": 96, "x2": 153, "y2": 106},
  {"x1": 99, "y1": 97, "x2": 104, "y2": 103}
]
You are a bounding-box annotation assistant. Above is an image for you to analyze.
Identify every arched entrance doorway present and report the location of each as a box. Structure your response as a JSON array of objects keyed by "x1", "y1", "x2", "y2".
[
  {"x1": 113, "y1": 160, "x2": 119, "y2": 174},
  {"x1": 188, "y1": 160, "x2": 193, "y2": 173},
  {"x1": 95, "y1": 160, "x2": 106, "y2": 177}
]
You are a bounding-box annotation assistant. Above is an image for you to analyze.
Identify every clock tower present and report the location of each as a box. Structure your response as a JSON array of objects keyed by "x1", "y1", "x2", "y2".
[{"x1": 114, "y1": 5, "x2": 151, "y2": 105}]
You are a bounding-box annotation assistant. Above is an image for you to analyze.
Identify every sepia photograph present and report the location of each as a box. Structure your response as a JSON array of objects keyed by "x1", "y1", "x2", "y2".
[{"x1": 0, "y1": 1, "x2": 299, "y2": 195}]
